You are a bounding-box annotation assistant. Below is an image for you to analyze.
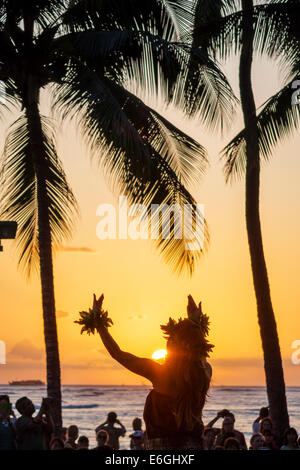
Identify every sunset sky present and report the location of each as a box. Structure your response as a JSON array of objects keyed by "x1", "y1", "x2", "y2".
[{"x1": 1, "y1": 53, "x2": 300, "y2": 386}]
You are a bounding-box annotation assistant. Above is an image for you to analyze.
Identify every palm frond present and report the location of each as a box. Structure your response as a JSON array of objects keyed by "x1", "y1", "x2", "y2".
[
  {"x1": 164, "y1": 1, "x2": 197, "y2": 39},
  {"x1": 0, "y1": 77, "x2": 20, "y2": 115},
  {"x1": 253, "y1": 1, "x2": 300, "y2": 74},
  {"x1": 0, "y1": 114, "x2": 79, "y2": 275},
  {"x1": 62, "y1": 0, "x2": 177, "y2": 40},
  {"x1": 0, "y1": 0, "x2": 66, "y2": 32},
  {"x1": 185, "y1": 2, "x2": 300, "y2": 66},
  {"x1": 53, "y1": 66, "x2": 208, "y2": 274},
  {"x1": 0, "y1": 30, "x2": 23, "y2": 106},
  {"x1": 148, "y1": 108, "x2": 208, "y2": 188},
  {"x1": 174, "y1": 44, "x2": 237, "y2": 131},
  {"x1": 56, "y1": 30, "x2": 185, "y2": 99},
  {"x1": 222, "y1": 77, "x2": 300, "y2": 182}
]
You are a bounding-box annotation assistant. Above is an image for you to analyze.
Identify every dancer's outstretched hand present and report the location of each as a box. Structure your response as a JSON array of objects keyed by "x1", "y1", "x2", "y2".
[
  {"x1": 187, "y1": 294, "x2": 203, "y2": 323},
  {"x1": 75, "y1": 293, "x2": 113, "y2": 335}
]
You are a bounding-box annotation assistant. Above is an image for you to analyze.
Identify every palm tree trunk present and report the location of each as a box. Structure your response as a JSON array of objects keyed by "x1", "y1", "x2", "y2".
[
  {"x1": 24, "y1": 76, "x2": 62, "y2": 432},
  {"x1": 240, "y1": 0, "x2": 289, "y2": 438}
]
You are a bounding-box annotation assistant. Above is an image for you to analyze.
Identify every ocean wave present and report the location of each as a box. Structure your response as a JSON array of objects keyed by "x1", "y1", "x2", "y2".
[
  {"x1": 62, "y1": 404, "x2": 99, "y2": 409},
  {"x1": 216, "y1": 388, "x2": 254, "y2": 392}
]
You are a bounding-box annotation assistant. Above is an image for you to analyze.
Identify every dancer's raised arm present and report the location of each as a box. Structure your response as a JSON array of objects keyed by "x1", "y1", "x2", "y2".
[
  {"x1": 75, "y1": 294, "x2": 161, "y2": 383},
  {"x1": 97, "y1": 324, "x2": 161, "y2": 383}
]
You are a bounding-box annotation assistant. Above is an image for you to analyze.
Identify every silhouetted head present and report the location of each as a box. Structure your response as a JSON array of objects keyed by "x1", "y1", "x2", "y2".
[
  {"x1": 282, "y1": 427, "x2": 298, "y2": 446},
  {"x1": 262, "y1": 430, "x2": 275, "y2": 445},
  {"x1": 226, "y1": 412, "x2": 235, "y2": 422},
  {"x1": 222, "y1": 416, "x2": 235, "y2": 433},
  {"x1": 67, "y1": 425, "x2": 79, "y2": 441},
  {"x1": 96, "y1": 429, "x2": 109, "y2": 446},
  {"x1": 78, "y1": 435, "x2": 89, "y2": 449},
  {"x1": 250, "y1": 433, "x2": 265, "y2": 450},
  {"x1": 224, "y1": 437, "x2": 240, "y2": 450},
  {"x1": 259, "y1": 407, "x2": 269, "y2": 420},
  {"x1": 132, "y1": 417, "x2": 142, "y2": 431},
  {"x1": 107, "y1": 412, "x2": 117, "y2": 424},
  {"x1": 0, "y1": 395, "x2": 9, "y2": 403},
  {"x1": 15, "y1": 397, "x2": 35, "y2": 417},
  {"x1": 0, "y1": 395, "x2": 11, "y2": 418},
  {"x1": 260, "y1": 417, "x2": 273, "y2": 433},
  {"x1": 49, "y1": 437, "x2": 65, "y2": 450}
]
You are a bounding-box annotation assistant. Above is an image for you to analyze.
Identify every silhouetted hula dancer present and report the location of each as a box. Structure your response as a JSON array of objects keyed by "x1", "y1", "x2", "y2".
[{"x1": 75, "y1": 294, "x2": 214, "y2": 450}]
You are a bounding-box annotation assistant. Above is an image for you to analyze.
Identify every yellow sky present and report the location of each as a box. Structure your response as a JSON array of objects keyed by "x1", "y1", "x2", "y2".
[{"x1": 0, "y1": 55, "x2": 300, "y2": 385}]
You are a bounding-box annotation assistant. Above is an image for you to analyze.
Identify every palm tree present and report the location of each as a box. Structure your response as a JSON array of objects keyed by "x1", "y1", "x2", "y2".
[
  {"x1": 179, "y1": 0, "x2": 300, "y2": 437},
  {"x1": 0, "y1": 1, "x2": 234, "y2": 430},
  {"x1": 221, "y1": 0, "x2": 300, "y2": 438},
  {"x1": 238, "y1": 0, "x2": 289, "y2": 438}
]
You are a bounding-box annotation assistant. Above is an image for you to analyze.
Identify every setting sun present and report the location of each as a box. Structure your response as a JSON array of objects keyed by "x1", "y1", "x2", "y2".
[{"x1": 152, "y1": 349, "x2": 167, "y2": 361}]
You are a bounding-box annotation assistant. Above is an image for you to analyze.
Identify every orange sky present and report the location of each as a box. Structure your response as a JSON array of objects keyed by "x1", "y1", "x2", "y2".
[{"x1": 1, "y1": 54, "x2": 300, "y2": 385}]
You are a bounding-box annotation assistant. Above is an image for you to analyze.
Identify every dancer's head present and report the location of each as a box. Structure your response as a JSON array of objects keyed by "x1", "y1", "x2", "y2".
[{"x1": 164, "y1": 319, "x2": 213, "y2": 361}]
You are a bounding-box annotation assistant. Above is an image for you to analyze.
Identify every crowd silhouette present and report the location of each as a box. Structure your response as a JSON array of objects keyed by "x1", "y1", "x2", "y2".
[{"x1": 0, "y1": 394, "x2": 299, "y2": 451}]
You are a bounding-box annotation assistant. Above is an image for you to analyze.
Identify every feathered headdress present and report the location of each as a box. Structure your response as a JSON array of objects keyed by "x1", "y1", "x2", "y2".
[{"x1": 160, "y1": 297, "x2": 214, "y2": 357}]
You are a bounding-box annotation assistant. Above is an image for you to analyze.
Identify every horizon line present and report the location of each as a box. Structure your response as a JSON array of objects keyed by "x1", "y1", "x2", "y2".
[{"x1": 1, "y1": 383, "x2": 300, "y2": 388}]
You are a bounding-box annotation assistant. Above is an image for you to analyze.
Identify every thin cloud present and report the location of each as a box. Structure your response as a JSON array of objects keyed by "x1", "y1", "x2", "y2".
[
  {"x1": 9, "y1": 340, "x2": 43, "y2": 361},
  {"x1": 57, "y1": 310, "x2": 69, "y2": 318},
  {"x1": 129, "y1": 314, "x2": 147, "y2": 320},
  {"x1": 63, "y1": 359, "x2": 123, "y2": 371},
  {"x1": 93, "y1": 348, "x2": 108, "y2": 356},
  {"x1": 2, "y1": 357, "x2": 296, "y2": 374},
  {"x1": 2, "y1": 358, "x2": 123, "y2": 371},
  {"x1": 55, "y1": 245, "x2": 96, "y2": 253},
  {"x1": 211, "y1": 357, "x2": 293, "y2": 368}
]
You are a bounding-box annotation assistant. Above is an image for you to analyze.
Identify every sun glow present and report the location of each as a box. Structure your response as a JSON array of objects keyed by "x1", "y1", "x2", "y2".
[{"x1": 152, "y1": 349, "x2": 167, "y2": 361}]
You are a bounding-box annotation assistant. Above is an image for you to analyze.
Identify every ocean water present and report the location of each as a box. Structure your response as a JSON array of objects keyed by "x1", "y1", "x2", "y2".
[{"x1": 0, "y1": 384, "x2": 299, "y2": 449}]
